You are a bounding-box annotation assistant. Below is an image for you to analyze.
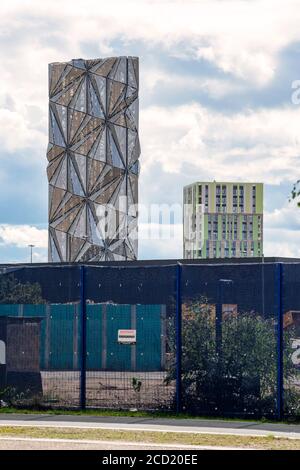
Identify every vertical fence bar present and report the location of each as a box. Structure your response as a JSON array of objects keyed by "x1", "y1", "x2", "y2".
[
  {"x1": 276, "y1": 262, "x2": 283, "y2": 420},
  {"x1": 215, "y1": 281, "x2": 223, "y2": 360},
  {"x1": 80, "y1": 264, "x2": 87, "y2": 410},
  {"x1": 175, "y1": 262, "x2": 182, "y2": 414}
]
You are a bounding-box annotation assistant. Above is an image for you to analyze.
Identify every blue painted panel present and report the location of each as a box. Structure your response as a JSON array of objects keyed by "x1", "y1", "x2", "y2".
[
  {"x1": 48, "y1": 304, "x2": 76, "y2": 370},
  {"x1": 86, "y1": 304, "x2": 102, "y2": 370},
  {"x1": 136, "y1": 305, "x2": 162, "y2": 371},
  {"x1": 106, "y1": 304, "x2": 131, "y2": 371},
  {"x1": 0, "y1": 303, "x2": 165, "y2": 372},
  {"x1": 0, "y1": 304, "x2": 19, "y2": 316}
]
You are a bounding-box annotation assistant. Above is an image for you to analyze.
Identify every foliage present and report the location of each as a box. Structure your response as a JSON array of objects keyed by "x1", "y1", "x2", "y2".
[
  {"x1": 0, "y1": 386, "x2": 50, "y2": 410},
  {"x1": 0, "y1": 275, "x2": 44, "y2": 304},
  {"x1": 0, "y1": 386, "x2": 30, "y2": 408},
  {"x1": 290, "y1": 180, "x2": 300, "y2": 207},
  {"x1": 132, "y1": 377, "x2": 142, "y2": 393},
  {"x1": 283, "y1": 324, "x2": 300, "y2": 417},
  {"x1": 166, "y1": 298, "x2": 300, "y2": 417}
]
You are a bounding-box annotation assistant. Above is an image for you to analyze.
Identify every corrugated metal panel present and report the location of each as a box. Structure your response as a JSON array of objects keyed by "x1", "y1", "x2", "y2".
[
  {"x1": 106, "y1": 304, "x2": 131, "y2": 371},
  {"x1": 86, "y1": 304, "x2": 102, "y2": 370},
  {"x1": 48, "y1": 304, "x2": 76, "y2": 370},
  {"x1": 0, "y1": 303, "x2": 166, "y2": 372},
  {"x1": 136, "y1": 305, "x2": 162, "y2": 371},
  {"x1": 0, "y1": 305, "x2": 19, "y2": 316}
]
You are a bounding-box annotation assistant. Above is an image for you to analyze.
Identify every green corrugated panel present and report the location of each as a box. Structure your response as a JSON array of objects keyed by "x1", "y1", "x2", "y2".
[
  {"x1": 23, "y1": 304, "x2": 46, "y2": 318},
  {"x1": 86, "y1": 304, "x2": 102, "y2": 370},
  {"x1": 136, "y1": 305, "x2": 162, "y2": 371},
  {"x1": 106, "y1": 304, "x2": 131, "y2": 371},
  {"x1": 0, "y1": 303, "x2": 165, "y2": 372},
  {"x1": 49, "y1": 304, "x2": 76, "y2": 370},
  {"x1": 0, "y1": 304, "x2": 19, "y2": 316}
]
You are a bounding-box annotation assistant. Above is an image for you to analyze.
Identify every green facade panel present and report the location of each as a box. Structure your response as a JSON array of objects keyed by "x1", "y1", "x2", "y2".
[{"x1": 256, "y1": 184, "x2": 263, "y2": 213}]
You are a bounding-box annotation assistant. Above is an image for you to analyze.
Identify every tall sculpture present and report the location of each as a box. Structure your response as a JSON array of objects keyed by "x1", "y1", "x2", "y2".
[{"x1": 47, "y1": 57, "x2": 140, "y2": 262}]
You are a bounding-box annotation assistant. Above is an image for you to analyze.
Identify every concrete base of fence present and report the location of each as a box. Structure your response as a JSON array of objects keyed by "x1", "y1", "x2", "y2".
[{"x1": 6, "y1": 371, "x2": 43, "y2": 396}]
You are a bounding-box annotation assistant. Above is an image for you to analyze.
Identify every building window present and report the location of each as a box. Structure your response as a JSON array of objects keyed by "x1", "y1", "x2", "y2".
[
  {"x1": 232, "y1": 241, "x2": 236, "y2": 256},
  {"x1": 224, "y1": 241, "x2": 229, "y2": 257},
  {"x1": 198, "y1": 185, "x2": 202, "y2": 204}
]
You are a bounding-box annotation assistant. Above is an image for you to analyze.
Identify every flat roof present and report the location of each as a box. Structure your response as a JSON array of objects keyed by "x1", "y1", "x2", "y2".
[
  {"x1": 49, "y1": 56, "x2": 138, "y2": 66},
  {"x1": 0, "y1": 257, "x2": 299, "y2": 269},
  {"x1": 184, "y1": 181, "x2": 263, "y2": 188}
]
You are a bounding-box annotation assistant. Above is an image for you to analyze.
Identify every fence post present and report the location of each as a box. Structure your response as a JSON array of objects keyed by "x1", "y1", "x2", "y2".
[
  {"x1": 276, "y1": 262, "x2": 283, "y2": 420},
  {"x1": 80, "y1": 264, "x2": 87, "y2": 410},
  {"x1": 216, "y1": 281, "x2": 223, "y2": 360},
  {"x1": 175, "y1": 262, "x2": 182, "y2": 414},
  {"x1": 216, "y1": 279, "x2": 233, "y2": 358}
]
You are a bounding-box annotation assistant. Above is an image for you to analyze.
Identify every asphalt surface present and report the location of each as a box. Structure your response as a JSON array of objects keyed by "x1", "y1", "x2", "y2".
[
  {"x1": 0, "y1": 437, "x2": 224, "y2": 450},
  {"x1": 0, "y1": 414, "x2": 299, "y2": 439}
]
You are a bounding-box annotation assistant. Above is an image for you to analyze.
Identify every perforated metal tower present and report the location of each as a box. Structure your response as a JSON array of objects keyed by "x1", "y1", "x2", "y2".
[{"x1": 47, "y1": 57, "x2": 140, "y2": 262}]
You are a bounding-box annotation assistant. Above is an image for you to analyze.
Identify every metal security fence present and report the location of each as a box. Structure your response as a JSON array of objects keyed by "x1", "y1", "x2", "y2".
[
  {"x1": 0, "y1": 259, "x2": 299, "y2": 419},
  {"x1": 180, "y1": 263, "x2": 279, "y2": 418},
  {"x1": 0, "y1": 265, "x2": 81, "y2": 407}
]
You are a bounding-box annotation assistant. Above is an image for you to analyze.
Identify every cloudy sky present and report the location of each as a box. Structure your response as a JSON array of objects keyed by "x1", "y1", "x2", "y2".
[{"x1": 0, "y1": 0, "x2": 300, "y2": 262}]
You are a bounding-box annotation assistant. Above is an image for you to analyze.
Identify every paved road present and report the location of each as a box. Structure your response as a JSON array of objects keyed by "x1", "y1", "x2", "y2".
[
  {"x1": 0, "y1": 437, "x2": 225, "y2": 451},
  {"x1": 0, "y1": 438, "x2": 178, "y2": 450},
  {"x1": 0, "y1": 414, "x2": 299, "y2": 439}
]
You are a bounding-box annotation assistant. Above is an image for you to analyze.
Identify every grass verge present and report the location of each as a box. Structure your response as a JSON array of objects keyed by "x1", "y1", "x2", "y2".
[
  {"x1": 0, "y1": 426, "x2": 299, "y2": 450},
  {"x1": 0, "y1": 407, "x2": 182, "y2": 419},
  {"x1": 1, "y1": 407, "x2": 299, "y2": 425}
]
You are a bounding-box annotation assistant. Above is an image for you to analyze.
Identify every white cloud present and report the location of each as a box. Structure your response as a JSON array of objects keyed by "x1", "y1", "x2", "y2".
[
  {"x1": 0, "y1": 108, "x2": 46, "y2": 153},
  {"x1": 263, "y1": 201, "x2": 300, "y2": 257},
  {"x1": 142, "y1": 68, "x2": 245, "y2": 99},
  {"x1": 139, "y1": 223, "x2": 182, "y2": 259},
  {"x1": 31, "y1": 250, "x2": 48, "y2": 263},
  {"x1": 265, "y1": 201, "x2": 300, "y2": 231},
  {"x1": 0, "y1": 0, "x2": 299, "y2": 259},
  {"x1": 2, "y1": 0, "x2": 300, "y2": 86},
  {"x1": 140, "y1": 103, "x2": 300, "y2": 183},
  {"x1": 1, "y1": 0, "x2": 300, "y2": 160},
  {"x1": 264, "y1": 229, "x2": 300, "y2": 257},
  {"x1": 0, "y1": 225, "x2": 47, "y2": 248}
]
